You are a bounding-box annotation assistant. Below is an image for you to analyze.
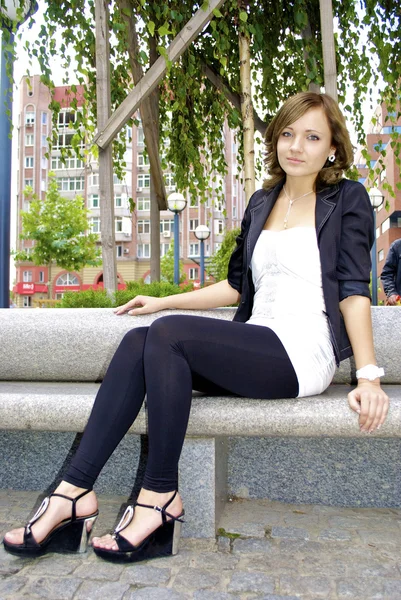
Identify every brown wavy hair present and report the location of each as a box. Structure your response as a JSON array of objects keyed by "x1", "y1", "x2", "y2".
[{"x1": 263, "y1": 92, "x2": 354, "y2": 190}]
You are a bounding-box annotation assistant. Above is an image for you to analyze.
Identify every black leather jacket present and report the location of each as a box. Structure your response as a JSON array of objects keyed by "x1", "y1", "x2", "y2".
[
  {"x1": 227, "y1": 179, "x2": 374, "y2": 365},
  {"x1": 380, "y1": 238, "x2": 401, "y2": 298}
]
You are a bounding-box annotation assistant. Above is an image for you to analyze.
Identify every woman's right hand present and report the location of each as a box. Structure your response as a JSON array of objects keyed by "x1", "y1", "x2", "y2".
[{"x1": 113, "y1": 295, "x2": 168, "y2": 316}]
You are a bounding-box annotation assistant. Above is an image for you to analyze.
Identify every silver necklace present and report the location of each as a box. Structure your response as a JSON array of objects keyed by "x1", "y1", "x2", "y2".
[{"x1": 282, "y1": 186, "x2": 314, "y2": 229}]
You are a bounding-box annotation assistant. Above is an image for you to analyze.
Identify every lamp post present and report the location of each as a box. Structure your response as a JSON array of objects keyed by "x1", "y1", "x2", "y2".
[
  {"x1": 368, "y1": 187, "x2": 384, "y2": 306},
  {"x1": 0, "y1": 0, "x2": 37, "y2": 308},
  {"x1": 194, "y1": 224, "x2": 210, "y2": 287},
  {"x1": 167, "y1": 192, "x2": 187, "y2": 285}
]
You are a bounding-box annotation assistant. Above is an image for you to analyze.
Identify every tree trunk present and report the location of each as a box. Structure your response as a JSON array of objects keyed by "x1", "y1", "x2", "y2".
[
  {"x1": 95, "y1": 0, "x2": 117, "y2": 296},
  {"x1": 319, "y1": 0, "x2": 338, "y2": 101},
  {"x1": 239, "y1": 23, "x2": 255, "y2": 204},
  {"x1": 149, "y1": 34, "x2": 161, "y2": 282}
]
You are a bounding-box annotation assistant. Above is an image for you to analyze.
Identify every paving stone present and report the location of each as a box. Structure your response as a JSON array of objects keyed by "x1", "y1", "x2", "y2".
[
  {"x1": 232, "y1": 538, "x2": 274, "y2": 554},
  {"x1": 337, "y1": 578, "x2": 385, "y2": 598},
  {"x1": 0, "y1": 576, "x2": 28, "y2": 598},
  {"x1": 193, "y1": 551, "x2": 239, "y2": 571},
  {"x1": 238, "y1": 555, "x2": 301, "y2": 576},
  {"x1": 383, "y1": 579, "x2": 401, "y2": 598},
  {"x1": 259, "y1": 596, "x2": 300, "y2": 600},
  {"x1": 173, "y1": 567, "x2": 221, "y2": 590},
  {"x1": 120, "y1": 565, "x2": 171, "y2": 585},
  {"x1": 279, "y1": 575, "x2": 332, "y2": 598},
  {"x1": 74, "y1": 579, "x2": 130, "y2": 600},
  {"x1": 73, "y1": 560, "x2": 124, "y2": 580},
  {"x1": 123, "y1": 588, "x2": 187, "y2": 600},
  {"x1": 318, "y1": 529, "x2": 352, "y2": 542},
  {"x1": 219, "y1": 521, "x2": 267, "y2": 538},
  {"x1": 357, "y1": 528, "x2": 399, "y2": 545},
  {"x1": 227, "y1": 571, "x2": 275, "y2": 594},
  {"x1": 270, "y1": 527, "x2": 310, "y2": 541},
  {"x1": 21, "y1": 554, "x2": 83, "y2": 576},
  {"x1": 281, "y1": 513, "x2": 319, "y2": 527},
  {"x1": 217, "y1": 536, "x2": 231, "y2": 553},
  {"x1": 193, "y1": 592, "x2": 239, "y2": 600},
  {"x1": 345, "y1": 559, "x2": 400, "y2": 578},
  {"x1": 22, "y1": 576, "x2": 83, "y2": 599}
]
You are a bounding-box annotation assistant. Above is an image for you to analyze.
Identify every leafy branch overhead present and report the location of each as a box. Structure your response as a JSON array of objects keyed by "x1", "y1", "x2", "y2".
[{"x1": 14, "y1": 0, "x2": 401, "y2": 198}]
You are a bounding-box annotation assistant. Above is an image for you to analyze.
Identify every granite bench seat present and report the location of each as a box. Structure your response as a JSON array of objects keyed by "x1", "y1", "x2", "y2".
[{"x1": 0, "y1": 307, "x2": 400, "y2": 538}]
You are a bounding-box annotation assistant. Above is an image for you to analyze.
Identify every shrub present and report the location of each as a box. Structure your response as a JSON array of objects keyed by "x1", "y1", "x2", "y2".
[{"x1": 59, "y1": 289, "x2": 113, "y2": 308}]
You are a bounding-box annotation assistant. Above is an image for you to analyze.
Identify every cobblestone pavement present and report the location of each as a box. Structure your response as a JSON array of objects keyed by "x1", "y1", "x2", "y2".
[{"x1": 0, "y1": 489, "x2": 401, "y2": 600}]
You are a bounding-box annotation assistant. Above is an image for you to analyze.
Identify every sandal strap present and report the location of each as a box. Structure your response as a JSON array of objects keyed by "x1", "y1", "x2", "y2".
[
  {"x1": 135, "y1": 491, "x2": 184, "y2": 526},
  {"x1": 51, "y1": 489, "x2": 91, "y2": 522}
]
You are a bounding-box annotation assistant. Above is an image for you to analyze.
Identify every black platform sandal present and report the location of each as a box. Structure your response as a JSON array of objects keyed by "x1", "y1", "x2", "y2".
[
  {"x1": 3, "y1": 489, "x2": 98, "y2": 557},
  {"x1": 93, "y1": 490, "x2": 185, "y2": 563}
]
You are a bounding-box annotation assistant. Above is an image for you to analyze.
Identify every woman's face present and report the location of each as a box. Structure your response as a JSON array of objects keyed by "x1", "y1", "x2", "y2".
[{"x1": 276, "y1": 107, "x2": 335, "y2": 180}]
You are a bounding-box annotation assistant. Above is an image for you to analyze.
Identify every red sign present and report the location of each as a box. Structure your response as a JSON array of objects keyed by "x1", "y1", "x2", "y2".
[{"x1": 13, "y1": 283, "x2": 48, "y2": 295}]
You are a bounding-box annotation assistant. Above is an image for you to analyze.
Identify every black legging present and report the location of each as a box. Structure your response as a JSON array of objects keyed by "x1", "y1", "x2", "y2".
[{"x1": 64, "y1": 315, "x2": 298, "y2": 492}]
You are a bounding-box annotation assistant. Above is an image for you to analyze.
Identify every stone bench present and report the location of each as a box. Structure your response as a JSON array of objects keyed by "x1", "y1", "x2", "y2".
[{"x1": 0, "y1": 307, "x2": 400, "y2": 538}]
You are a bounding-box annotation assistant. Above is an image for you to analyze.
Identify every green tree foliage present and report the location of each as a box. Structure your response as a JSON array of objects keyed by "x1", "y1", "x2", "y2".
[
  {"x1": 209, "y1": 227, "x2": 240, "y2": 282},
  {"x1": 14, "y1": 177, "x2": 101, "y2": 294},
  {"x1": 160, "y1": 243, "x2": 186, "y2": 284}
]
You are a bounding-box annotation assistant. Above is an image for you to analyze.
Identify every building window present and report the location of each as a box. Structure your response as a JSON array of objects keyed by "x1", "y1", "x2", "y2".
[
  {"x1": 115, "y1": 195, "x2": 122, "y2": 208},
  {"x1": 55, "y1": 292, "x2": 64, "y2": 300},
  {"x1": 25, "y1": 111, "x2": 35, "y2": 125},
  {"x1": 189, "y1": 219, "x2": 199, "y2": 231},
  {"x1": 115, "y1": 217, "x2": 123, "y2": 232},
  {"x1": 189, "y1": 268, "x2": 199, "y2": 280},
  {"x1": 116, "y1": 245, "x2": 123, "y2": 258},
  {"x1": 58, "y1": 110, "x2": 76, "y2": 128},
  {"x1": 55, "y1": 131, "x2": 76, "y2": 148},
  {"x1": 137, "y1": 128, "x2": 145, "y2": 145},
  {"x1": 189, "y1": 243, "x2": 199, "y2": 257},
  {"x1": 88, "y1": 174, "x2": 99, "y2": 187},
  {"x1": 137, "y1": 174, "x2": 150, "y2": 189},
  {"x1": 39, "y1": 271, "x2": 44, "y2": 283},
  {"x1": 190, "y1": 197, "x2": 199, "y2": 208},
  {"x1": 214, "y1": 242, "x2": 221, "y2": 252},
  {"x1": 51, "y1": 156, "x2": 84, "y2": 170},
  {"x1": 160, "y1": 220, "x2": 174, "y2": 234},
  {"x1": 41, "y1": 157, "x2": 48, "y2": 169},
  {"x1": 160, "y1": 243, "x2": 170, "y2": 257},
  {"x1": 137, "y1": 220, "x2": 151, "y2": 234},
  {"x1": 41, "y1": 112, "x2": 47, "y2": 125},
  {"x1": 378, "y1": 249, "x2": 384, "y2": 261},
  {"x1": 165, "y1": 173, "x2": 175, "y2": 189},
  {"x1": 56, "y1": 177, "x2": 85, "y2": 192},
  {"x1": 137, "y1": 198, "x2": 150, "y2": 211},
  {"x1": 25, "y1": 156, "x2": 34, "y2": 168},
  {"x1": 23, "y1": 296, "x2": 32, "y2": 307},
  {"x1": 25, "y1": 134, "x2": 34, "y2": 146},
  {"x1": 214, "y1": 199, "x2": 223, "y2": 212},
  {"x1": 137, "y1": 243, "x2": 150, "y2": 258},
  {"x1": 23, "y1": 270, "x2": 32, "y2": 282},
  {"x1": 56, "y1": 273, "x2": 79, "y2": 286},
  {"x1": 137, "y1": 153, "x2": 150, "y2": 167},
  {"x1": 41, "y1": 135, "x2": 48, "y2": 148},
  {"x1": 232, "y1": 205, "x2": 237, "y2": 218},
  {"x1": 381, "y1": 218, "x2": 390, "y2": 234},
  {"x1": 24, "y1": 179, "x2": 33, "y2": 188},
  {"x1": 90, "y1": 217, "x2": 101, "y2": 233},
  {"x1": 215, "y1": 219, "x2": 224, "y2": 235},
  {"x1": 89, "y1": 194, "x2": 99, "y2": 208}
]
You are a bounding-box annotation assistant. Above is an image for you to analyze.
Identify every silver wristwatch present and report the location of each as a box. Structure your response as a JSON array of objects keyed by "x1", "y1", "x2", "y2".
[{"x1": 355, "y1": 364, "x2": 384, "y2": 381}]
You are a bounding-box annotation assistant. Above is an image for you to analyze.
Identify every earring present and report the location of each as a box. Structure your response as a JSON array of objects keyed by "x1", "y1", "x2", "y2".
[{"x1": 328, "y1": 154, "x2": 336, "y2": 163}]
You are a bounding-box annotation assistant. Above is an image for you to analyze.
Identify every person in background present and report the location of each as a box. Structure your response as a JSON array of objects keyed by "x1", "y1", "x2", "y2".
[{"x1": 381, "y1": 238, "x2": 401, "y2": 305}]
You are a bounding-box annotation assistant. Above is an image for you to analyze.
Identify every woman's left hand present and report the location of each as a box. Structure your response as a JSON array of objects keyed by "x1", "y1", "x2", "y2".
[{"x1": 347, "y1": 382, "x2": 389, "y2": 433}]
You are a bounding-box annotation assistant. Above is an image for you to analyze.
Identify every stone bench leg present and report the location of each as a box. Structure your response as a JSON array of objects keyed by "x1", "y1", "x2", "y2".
[{"x1": 179, "y1": 436, "x2": 228, "y2": 538}]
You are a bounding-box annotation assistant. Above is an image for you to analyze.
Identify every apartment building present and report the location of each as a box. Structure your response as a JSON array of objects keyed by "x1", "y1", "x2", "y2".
[
  {"x1": 13, "y1": 75, "x2": 246, "y2": 307},
  {"x1": 355, "y1": 102, "x2": 401, "y2": 303}
]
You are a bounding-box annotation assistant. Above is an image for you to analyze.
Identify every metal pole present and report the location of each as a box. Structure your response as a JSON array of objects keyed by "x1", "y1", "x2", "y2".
[
  {"x1": 372, "y1": 209, "x2": 378, "y2": 306},
  {"x1": 0, "y1": 31, "x2": 13, "y2": 308},
  {"x1": 200, "y1": 239, "x2": 205, "y2": 287},
  {"x1": 174, "y1": 211, "x2": 179, "y2": 285}
]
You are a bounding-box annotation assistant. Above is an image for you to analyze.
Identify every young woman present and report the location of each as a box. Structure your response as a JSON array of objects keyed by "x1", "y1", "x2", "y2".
[{"x1": 3, "y1": 92, "x2": 389, "y2": 563}]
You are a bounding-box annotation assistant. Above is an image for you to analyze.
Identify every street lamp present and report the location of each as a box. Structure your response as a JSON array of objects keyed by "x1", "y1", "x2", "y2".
[
  {"x1": 167, "y1": 192, "x2": 187, "y2": 285},
  {"x1": 0, "y1": 0, "x2": 38, "y2": 308},
  {"x1": 194, "y1": 224, "x2": 210, "y2": 287},
  {"x1": 368, "y1": 187, "x2": 384, "y2": 306}
]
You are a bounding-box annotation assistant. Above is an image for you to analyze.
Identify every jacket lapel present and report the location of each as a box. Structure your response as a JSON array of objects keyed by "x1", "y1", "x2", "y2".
[
  {"x1": 246, "y1": 185, "x2": 282, "y2": 270},
  {"x1": 315, "y1": 184, "x2": 339, "y2": 238}
]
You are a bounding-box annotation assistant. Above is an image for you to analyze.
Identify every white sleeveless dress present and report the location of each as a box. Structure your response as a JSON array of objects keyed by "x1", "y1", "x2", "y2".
[{"x1": 246, "y1": 228, "x2": 336, "y2": 397}]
